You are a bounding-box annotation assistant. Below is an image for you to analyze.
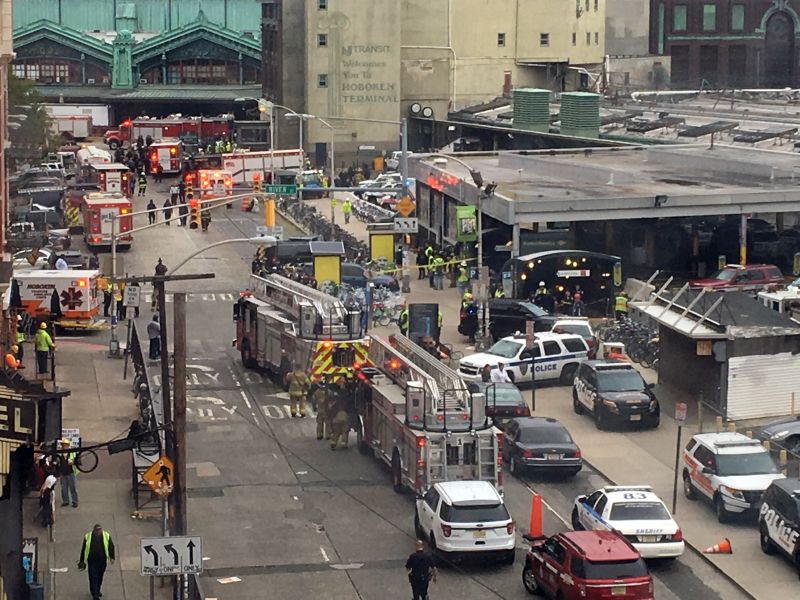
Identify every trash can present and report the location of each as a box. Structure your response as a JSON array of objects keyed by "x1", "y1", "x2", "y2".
[{"x1": 28, "y1": 582, "x2": 44, "y2": 600}]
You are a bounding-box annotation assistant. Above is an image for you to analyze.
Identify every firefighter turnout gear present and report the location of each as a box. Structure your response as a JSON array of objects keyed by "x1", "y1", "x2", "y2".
[
  {"x1": 286, "y1": 368, "x2": 309, "y2": 417},
  {"x1": 329, "y1": 381, "x2": 351, "y2": 450},
  {"x1": 313, "y1": 384, "x2": 329, "y2": 440}
]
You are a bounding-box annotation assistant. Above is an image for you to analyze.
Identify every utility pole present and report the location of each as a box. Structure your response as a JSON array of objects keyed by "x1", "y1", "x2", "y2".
[{"x1": 173, "y1": 293, "x2": 187, "y2": 538}]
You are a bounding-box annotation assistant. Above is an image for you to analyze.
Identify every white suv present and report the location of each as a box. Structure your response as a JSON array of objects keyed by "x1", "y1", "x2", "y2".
[
  {"x1": 459, "y1": 332, "x2": 590, "y2": 385},
  {"x1": 683, "y1": 432, "x2": 785, "y2": 522},
  {"x1": 414, "y1": 481, "x2": 515, "y2": 563}
]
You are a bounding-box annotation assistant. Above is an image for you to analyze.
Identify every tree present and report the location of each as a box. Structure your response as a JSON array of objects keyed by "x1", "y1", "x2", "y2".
[{"x1": 6, "y1": 73, "x2": 59, "y2": 167}]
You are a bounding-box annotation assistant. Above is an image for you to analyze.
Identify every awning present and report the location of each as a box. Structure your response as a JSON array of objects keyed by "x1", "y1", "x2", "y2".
[{"x1": 36, "y1": 85, "x2": 262, "y2": 103}]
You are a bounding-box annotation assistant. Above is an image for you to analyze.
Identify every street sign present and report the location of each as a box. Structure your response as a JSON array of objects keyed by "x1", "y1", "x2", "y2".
[
  {"x1": 395, "y1": 196, "x2": 416, "y2": 218},
  {"x1": 140, "y1": 536, "x2": 202, "y2": 576},
  {"x1": 123, "y1": 285, "x2": 141, "y2": 307},
  {"x1": 265, "y1": 184, "x2": 297, "y2": 195},
  {"x1": 61, "y1": 428, "x2": 80, "y2": 449},
  {"x1": 525, "y1": 320, "x2": 535, "y2": 346},
  {"x1": 675, "y1": 402, "x2": 688, "y2": 424},
  {"x1": 393, "y1": 217, "x2": 418, "y2": 233},
  {"x1": 257, "y1": 225, "x2": 284, "y2": 241},
  {"x1": 142, "y1": 456, "x2": 174, "y2": 498}
]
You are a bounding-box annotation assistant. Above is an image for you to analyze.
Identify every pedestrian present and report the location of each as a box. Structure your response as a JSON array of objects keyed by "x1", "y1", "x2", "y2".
[
  {"x1": 55, "y1": 255, "x2": 68, "y2": 270},
  {"x1": 78, "y1": 524, "x2": 115, "y2": 600},
  {"x1": 34, "y1": 322, "x2": 55, "y2": 375},
  {"x1": 178, "y1": 200, "x2": 188, "y2": 226},
  {"x1": 491, "y1": 362, "x2": 512, "y2": 383},
  {"x1": 37, "y1": 474, "x2": 57, "y2": 528},
  {"x1": 102, "y1": 278, "x2": 112, "y2": 317},
  {"x1": 146, "y1": 199, "x2": 157, "y2": 224},
  {"x1": 417, "y1": 247, "x2": 427, "y2": 280},
  {"x1": 58, "y1": 438, "x2": 79, "y2": 507},
  {"x1": 572, "y1": 292, "x2": 586, "y2": 317},
  {"x1": 615, "y1": 291, "x2": 628, "y2": 321},
  {"x1": 313, "y1": 380, "x2": 329, "y2": 440},
  {"x1": 330, "y1": 379, "x2": 351, "y2": 450},
  {"x1": 15, "y1": 314, "x2": 26, "y2": 363},
  {"x1": 341, "y1": 199, "x2": 352, "y2": 224},
  {"x1": 147, "y1": 314, "x2": 161, "y2": 360},
  {"x1": 155, "y1": 163, "x2": 164, "y2": 183},
  {"x1": 480, "y1": 364, "x2": 492, "y2": 382},
  {"x1": 137, "y1": 171, "x2": 147, "y2": 197},
  {"x1": 433, "y1": 254, "x2": 445, "y2": 290},
  {"x1": 5, "y1": 345, "x2": 21, "y2": 370},
  {"x1": 285, "y1": 367, "x2": 309, "y2": 417},
  {"x1": 163, "y1": 198, "x2": 173, "y2": 225},
  {"x1": 115, "y1": 284, "x2": 125, "y2": 321},
  {"x1": 200, "y1": 208, "x2": 211, "y2": 232},
  {"x1": 405, "y1": 540, "x2": 437, "y2": 600},
  {"x1": 398, "y1": 305, "x2": 409, "y2": 337},
  {"x1": 178, "y1": 180, "x2": 186, "y2": 203},
  {"x1": 456, "y1": 260, "x2": 469, "y2": 297}
]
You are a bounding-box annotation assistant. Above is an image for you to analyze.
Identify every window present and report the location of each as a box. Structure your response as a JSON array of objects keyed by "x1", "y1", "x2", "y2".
[
  {"x1": 572, "y1": 32, "x2": 577, "y2": 46},
  {"x1": 586, "y1": 32, "x2": 591, "y2": 45},
  {"x1": 693, "y1": 445, "x2": 715, "y2": 469},
  {"x1": 731, "y1": 4, "x2": 744, "y2": 30},
  {"x1": 570, "y1": 556, "x2": 586, "y2": 578},
  {"x1": 703, "y1": 4, "x2": 716, "y2": 31},
  {"x1": 542, "y1": 341, "x2": 561, "y2": 356},
  {"x1": 594, "y1": 0, "x2": 598, "y2": 10},
  {"x1": 439, "y1": 502, "x2": 510, "y2": 523},
  {"x1": 318, "y1": 73, "x2": 328, "y2": 87},
  {"x1": 585, "y1": 0, "x2": 590, "y2": 11},
  {"x1": 563, "y1": 338, "x2": 588, "y2": 353},
  {"x1": 594, "y1": 32, "x2": 599, "y2": 45},
  {"x1": 594, "y1": 494, "x2": 609, "y2": 516},
  {"x1": 317, "y1": 0, "x2": 327, "y2": 9},
  {"x1": 673, "y1": 5, "x2": 687, "y2": 32},
  {"x1": 497, "y1": 32, "x2": 506, "y2": 47},
  {"x1": 425, "y1": 488, "x2": 439, "y2": 511},
  {"x1": 317, "y1": 33, "x2": 327, "y2": 47},
  {"x1": 540, "y1": 33, "x2": 550, "y2": 47}
]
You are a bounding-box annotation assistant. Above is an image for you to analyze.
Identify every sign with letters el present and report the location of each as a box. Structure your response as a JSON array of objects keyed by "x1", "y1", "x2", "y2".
[{"x1": 0, "y1": 398, "x2": 37, "y2": 443}]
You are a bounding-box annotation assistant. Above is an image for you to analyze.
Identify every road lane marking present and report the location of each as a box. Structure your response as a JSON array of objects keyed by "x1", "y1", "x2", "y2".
[{"x1": 320, "y1": 547, "x2": 330, "y2": 562}]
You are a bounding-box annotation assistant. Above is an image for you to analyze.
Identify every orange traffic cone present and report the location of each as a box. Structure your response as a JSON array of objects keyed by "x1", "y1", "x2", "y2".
[{"x1": 703, "y1": 538, "x2": 732, "y2": 554}]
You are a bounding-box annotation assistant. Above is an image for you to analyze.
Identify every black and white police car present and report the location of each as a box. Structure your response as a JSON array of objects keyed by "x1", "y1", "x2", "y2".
[
  {"x1": 758, "y1": 477, "x2": 800, "y2": 571},
  {"x1": 458, "y1": 332, "x2": 590, "y2": 385}
]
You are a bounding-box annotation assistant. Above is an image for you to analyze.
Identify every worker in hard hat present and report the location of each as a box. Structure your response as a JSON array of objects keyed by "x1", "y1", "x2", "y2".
[
  {"x1": 5, "y1": 345, "x2": 21, "y2": 370},
  {"x1": 34, "y1": 322, "x2": 55, "y2": 375}
]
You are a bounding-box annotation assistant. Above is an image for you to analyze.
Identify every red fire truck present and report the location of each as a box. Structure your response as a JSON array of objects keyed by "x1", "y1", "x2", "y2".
[
  {"x1": 148, "y1": 139, "x2": 183, "y2": 175},
  {"x1": 82, "y1": 192, "x2": 133, "y2": 249},
  {"x1": 103, "y1": 116, "x2": 232, "y2": 150},
  {"x1": 90, "y1": 163, "x2": 132, "y2": 196},
  {"x1": 358, "y1": 335, "x2": 502, "y2": 495}
]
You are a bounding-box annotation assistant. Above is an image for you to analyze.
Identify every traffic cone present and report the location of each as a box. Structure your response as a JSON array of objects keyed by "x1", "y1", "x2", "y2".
[{"x1": 703, "y1": 538, "x2": 732, "y2": 554}]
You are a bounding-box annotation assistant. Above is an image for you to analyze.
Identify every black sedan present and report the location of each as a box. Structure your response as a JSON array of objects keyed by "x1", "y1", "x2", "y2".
[
  {"x1": 468, "y1": 381, "x2": 530, "y2": 428},
  {"x1": 501, "y1": 417, "x2": 582, "y2": 478},
  {"x1": 758, "y1": 415, "x2": 800, "y2": 454}
]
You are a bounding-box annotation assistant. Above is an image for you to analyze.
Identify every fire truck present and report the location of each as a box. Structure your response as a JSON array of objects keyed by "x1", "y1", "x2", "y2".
[
  {"x1": 90, "y1": 163, "x2": 131, "y2": 196},
  {"x1": 103, "y1": 115, "x2": 233, "y2": 150},
  {"x1": 82, "y1": 192, "x2": 133, "y2": 249},
  {"x1": 197, "y1": 169, "x2": 233, "y2": 200},
  {"x1": 233, "y1": 273, "x2": 368, "y2": 383},
  {"x1": 221, "y1": 149, "x2": 304, "y2": 185},
  {"x1": 148, "y1": 139, "x2": 183, "y2": 174},
  {"x1": 358, "y1": 335, "x2": 502, "y2": 495}
]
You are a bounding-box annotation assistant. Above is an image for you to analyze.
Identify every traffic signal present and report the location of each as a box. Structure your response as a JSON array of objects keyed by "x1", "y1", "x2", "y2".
[{"x1": 188, "y1": 197, "x2": 200, "y2": 230}]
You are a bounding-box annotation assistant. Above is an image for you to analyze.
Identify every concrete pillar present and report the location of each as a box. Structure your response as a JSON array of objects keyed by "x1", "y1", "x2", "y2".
[
  {"x1": 645, "y1": 226, "x2": 656, "y2": 267},
  {"x1": 776, "y1": 212, "x2": 784, "y2": 232},
  {"x1": 604, "y1": 221, "x2": 614, "y2": 253},
  {"x1": 512, "y1": 224, "x2": 520, "y2": 258}
]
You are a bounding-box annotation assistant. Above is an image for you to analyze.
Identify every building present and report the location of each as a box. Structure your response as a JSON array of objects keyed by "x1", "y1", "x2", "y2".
[
  {"x1": 1, "y1": 0, "x2": 12, "y2": 274},
  {"x1": 263, "y1": 0, "x2": 606, "y2": 163},
  {"x1": 649, "y1": 0, "x2": 800, "y2": 88},
  {"x1": 10, "y1": 0, "x2": 264, "y2": 119}
]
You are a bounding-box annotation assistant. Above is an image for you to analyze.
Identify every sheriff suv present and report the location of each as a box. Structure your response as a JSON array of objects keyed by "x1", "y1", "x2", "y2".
[
  {"x1": 683, "y1": 432, "x2": 785, "y2": 522},
  {"x1": 572, "y1": 361, "x2": 660, "y2": 429},
  {"x1": 759, "y1": 478, "x2": 800, "y2": 572}
]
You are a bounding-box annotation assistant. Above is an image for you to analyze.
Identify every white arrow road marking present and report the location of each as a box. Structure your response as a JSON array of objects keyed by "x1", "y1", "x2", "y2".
[
  {"x1": 190, "y1": 396, "x2": 226, "y2": 405},
  {"x1": 329, "y1": 564, "x2": 363, "y2": 570},
  {"x1": 320, "y1": 547, "x2": 330, "y2": 562},
  {"x1": 220, "y1": 406, "x2": 236, "y2": 415}
]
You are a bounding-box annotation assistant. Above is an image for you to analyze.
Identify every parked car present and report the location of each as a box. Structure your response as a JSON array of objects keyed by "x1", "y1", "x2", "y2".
[
  {"x1": 571, "y1": 485, "x2": 684, "y2": 559},
  {"x1": 758, "y1": 477, "x2": 800, "y2": 571},
  {"x1": 572, "y1": 361, "x2": 660, "y2": 429},
  {"x1": 522, "y1": 531, "x2": 653, "y2": 599},
  {"x1": 12, "y1": 247, "x2": 54, "y2": 270},
  {"x1": 414, "y1": 481, "x2": 515, "y2": 564},
  {"x1": 488, "y1": 299, "x2": 557, "y2": 341},
  {"x1": 758, "y1": 415, "x2": 800, "y2": 454},
  {"x1": 551, "y1": 317, "x2": 597, "y2": 358},
  {"x1": 682, "y1": 432, "x2": 785, "y2": 522},
  {"x1": 689, "y1": 263, "x2": 784, "y2": 291},
  {"x1": 459, "y1": 332, "x2": 590, "y2": 385},
  {"x1": 467, "y1": 381, "x2": 530, "y2": 427},
  {"x1": 502, "y1": 417, "x2": 581, "y2": 477}
]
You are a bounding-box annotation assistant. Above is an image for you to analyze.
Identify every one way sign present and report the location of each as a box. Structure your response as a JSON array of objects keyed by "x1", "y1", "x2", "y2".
[{"x1": 140, "y1": 536, "x2": 202, "y2": 576}]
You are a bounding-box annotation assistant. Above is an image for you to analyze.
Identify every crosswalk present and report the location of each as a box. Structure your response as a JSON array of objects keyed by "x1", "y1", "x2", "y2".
[{"x1": 142, "y1": 292, "x2": 237, "y2": 304}]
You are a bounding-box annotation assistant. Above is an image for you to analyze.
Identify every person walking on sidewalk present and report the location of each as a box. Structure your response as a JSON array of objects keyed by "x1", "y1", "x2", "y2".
[
  {"x1": 137, "y1": 171, "x2": 147, "y2": 197},
  {"x1": 58, "y1": 438, "x2": 79, "y2": 507},
  {"x1": 37, "y1": 474, "x2": 57, "y2": 528},
  {"x1": 406, "y1": 540, "x2": 437, "y2": 600},
  {"x1": 163, "y1": 198, "x2": 173, "y2": 225},
  {"x1": 147, "y1": 314, "x2": 161, "y2": 360},
  {"x1": 417, "y1": 247, "x2": 427, "y2": 280},
  {"x1": 432, "y1": 254, "x2": 446, "y2": 291},
  {"x1": 178, "y1": 199, "x2": 188, "y2": 226},
  {"x1": 78, "y1": 524, "x2": 115, "y2": 600},
  {"x1": 146, "y1": 199, "x2": 157, "y2": 224},
  {"x1": 456, "y1": 261, "x2": 469, "y2": 297},
  {"x1": 341, "y1": 199, "x2": 352, "y2": 224},
  {"x1": 34, "y1": 322, "x2": 55, "y2": 375}
]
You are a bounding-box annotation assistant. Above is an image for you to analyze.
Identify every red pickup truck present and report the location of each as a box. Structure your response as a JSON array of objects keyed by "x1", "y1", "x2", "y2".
[{"x1": 690, "y1": 264, "x2": 784, "y2": 291}]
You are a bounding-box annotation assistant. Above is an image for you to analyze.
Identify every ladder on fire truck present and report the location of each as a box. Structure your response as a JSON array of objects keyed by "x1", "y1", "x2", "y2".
[
  {"x1": 368, "y1": 336, "x2": 497, "y2": 484},
  {"x1": 247, "y1": 273, "x2": 360, "y2": 340}
]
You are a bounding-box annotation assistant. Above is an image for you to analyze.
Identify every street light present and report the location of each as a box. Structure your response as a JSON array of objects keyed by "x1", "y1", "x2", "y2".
[
  {"x1": 283, "y1": 112, "x2": 314, "y2": 172},
  {"x1": 170, "y1": 236, "x2": 278, "y2": 274}
]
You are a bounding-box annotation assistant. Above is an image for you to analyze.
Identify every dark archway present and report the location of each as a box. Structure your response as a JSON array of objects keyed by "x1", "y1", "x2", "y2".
[{"x1": 764, "y1": 11, "x2": 796, "y2": 87}]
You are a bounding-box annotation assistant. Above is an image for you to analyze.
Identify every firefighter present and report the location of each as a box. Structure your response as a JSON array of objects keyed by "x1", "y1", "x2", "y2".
[
  {"x1": 285, "y1": 367, "x2": 309, "y2": 418},
  {"x1": 398, "y1": 305, "x2": 409, "y2": 337},
  {"x1": 330, "y1": 378, "x2": 351, "y2": 450},
  {"x1": 137, "y1": 171, "x2": 147, "y2": 197},
  {"x1": 313, "y1": 378, "x2": 329, "y2": 440},
  {"x1": 200, "y1": 206, "x2": 211, "y2": 232},
  {"x1": 615, "y1": 291, "x2": 628, "y2": 321}
]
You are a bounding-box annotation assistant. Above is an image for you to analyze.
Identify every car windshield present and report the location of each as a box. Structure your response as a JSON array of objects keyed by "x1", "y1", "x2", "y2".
[
  {"x1": 596, "y1": 370, "x2": 645, "y2": 393},
  {"x1": 519, "y1": 426, "x2": 572, "y2": 444},
  {"x1": 484, "y1": 386, "x2": 525, "y2": 406},
  {"x1": 609, "y1": 502, "x2": 670, "y2": 521},
  {"x1": 716, "y1": 452, "x2": 778, "y2": 476},
  {"x1": 709, "y1": 269, "x2": 737, "y2": 281},
  {"x1": 553, "y1": 324, "x2": 591, "y2": 337},
  {"x1": 439, "y1": 503, "x2": 510, "y2": 523},
  {"x1": 518, "y1": 302, "x2": 548, "y2": 317},
  {"x1": 486, "y1": 340, "x2": 522, "y2": 359},
  {"x1": 583, "y1": 558, "x2": 649, "y2": 579}
]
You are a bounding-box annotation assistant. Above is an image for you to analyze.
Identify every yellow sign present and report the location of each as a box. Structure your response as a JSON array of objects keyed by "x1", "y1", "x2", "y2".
[
  {"x1": 142, "y1": 456, "x2": 174, "y2": 498},
  {"x1": 395, "y1": 196, "x2": 416, "y2": 218}
]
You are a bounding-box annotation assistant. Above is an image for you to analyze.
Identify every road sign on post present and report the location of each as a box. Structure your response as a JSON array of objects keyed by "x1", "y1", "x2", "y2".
[
  {"x1": 140, "y1": 536, "x2": 202, "y2": 576},
  {"x1": 393, "y1": 217, "x2": 418, "y2": 233},
  {"x1": 123, "y1": 285, "x2": 141, "y2": 308},
  {"x1": 142, "y1": 456, "x2": 174, "y2": 498},
  {"x1": 395, "y1": 196, "x2": 416, "y2": 218},
  {"x1": 675, "y1": 402, "x2": 688, "y2": 424},
  {"x1": 265, "y1": 184, "x2": 297, "y2": 195}
]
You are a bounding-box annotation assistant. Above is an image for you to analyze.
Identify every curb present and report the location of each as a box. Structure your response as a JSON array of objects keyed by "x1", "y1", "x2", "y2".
[{"x1": 580, "y1": 455, "x2": 757, "y2": 600}]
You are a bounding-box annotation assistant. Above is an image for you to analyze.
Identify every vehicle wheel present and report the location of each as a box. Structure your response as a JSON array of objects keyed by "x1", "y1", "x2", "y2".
[
  {"x1": 683, "y1": 471, "x2": 696, "y2": 500},
  {"x1": 507, "y1": 370, "x2": 515, "y2": 383},
  {"x1": 391, "y1": 451, "x2": 404, "y2": 494},
  {"x1": 714, "y1": 494, "x2": 729, "y2": 523},
  {"x1": 509, "y1": 456, "x2": 520, "y2": 477},
  {"x1": 522, "y1": 562, "x2": 542, "y2": 595},
  {"x1": 108, "y1": 140, "x2": 119, "y2": 150},
  {"x1": 559, "y1": 364, "x2": 577, "y2": 385},
  {"x1": 571, "y1": 507, "x2": 583, "y2": 530},
  {"x1": 414, "y1": 512, "x2": 424, "y2": 539},
  {"x1": 647, "y1": 410, "x2": 660, "y2": 429},
  {"x1": 240, "y1": 342, "x2": 257, "y2": 369},
  {"x1": 594, "y1": 405, "x2": 606, "y2": 431},
  {"x1": 760, "y1": 523, "x2": 776, "y2": 555},
  {"x1": 502, "y1": 549, "x2": 516, "y2": 566},
  {"x1": 572, "y1": 390, "x2": 583, "y2": 415}
]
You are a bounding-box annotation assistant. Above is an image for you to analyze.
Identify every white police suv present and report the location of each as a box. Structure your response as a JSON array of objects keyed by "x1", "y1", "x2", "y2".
[
  {"x1": 458, "y1": 332, "x2": 589, "y2": 386},
  {"x1": 683, "y1": 432, "x2": 785, "y2": 523},
  {"x1": 571, "y1": 486, "x2": 684, "y2": 559}
]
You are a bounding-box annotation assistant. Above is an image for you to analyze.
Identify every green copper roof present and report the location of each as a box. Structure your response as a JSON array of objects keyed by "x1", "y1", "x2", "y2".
[{"x1": 13, "y1": 19, "x2": 113, "y2": 62}]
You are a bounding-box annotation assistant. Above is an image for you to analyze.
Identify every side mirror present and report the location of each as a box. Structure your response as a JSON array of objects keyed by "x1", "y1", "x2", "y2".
[
  {"x1": 646, "y1": 382, "x2": 655, "y2": 389},
  {"x1": 702, "y1": 466, "x2": 715, "y2": 475},
  {"x1": 415, "y1": 493, "x2": 424, "y2": 501}
]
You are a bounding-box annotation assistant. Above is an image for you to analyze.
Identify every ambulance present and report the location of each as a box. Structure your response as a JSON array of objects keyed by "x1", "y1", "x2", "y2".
[
  {"x1": 198, "y1": 169, "x2": 233, "y2": 200},
  {"x1": 148, "y1": 139, "x2": 182, "y2": 174},
  {"x1": 82, "y1": 192, "x2": 133, "y2": 249},
  {"x1": 13, "y1": 269, "x2": 103, "y2": 328}
]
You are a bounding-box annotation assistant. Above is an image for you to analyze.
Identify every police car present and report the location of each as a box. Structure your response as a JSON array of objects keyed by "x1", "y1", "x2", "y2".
[
  {"x1": 458, "y1": 332, "x2": 590, "y2": 385},
  {"x1": 758, "y1": 478, "x2": 800, "y2": 570},
  {"x1": 571, "y1": 486, "x2": 684, "y2": 559},
  {"x1": 683, "y1": 432, "x2": 785, "y2": 523}
]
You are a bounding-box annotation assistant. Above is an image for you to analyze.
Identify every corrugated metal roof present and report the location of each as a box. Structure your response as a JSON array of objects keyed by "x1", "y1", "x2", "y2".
[{"x1": 35, "y1": 84, "x2": 262, "y2": 102}]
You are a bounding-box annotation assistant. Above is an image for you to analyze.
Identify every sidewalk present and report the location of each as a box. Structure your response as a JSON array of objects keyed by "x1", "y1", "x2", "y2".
[{"x1": 21, "y1": 336, "x2": 170, "y2": 600}]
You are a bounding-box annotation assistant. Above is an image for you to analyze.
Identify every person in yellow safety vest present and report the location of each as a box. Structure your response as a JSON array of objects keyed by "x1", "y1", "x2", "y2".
[
  {"x1": 398, "y1": 306, "x2": 409, "y2": 336},
  {"x1": 427, "y1": 253, "x2": 436, "y2": 289},
  {"x1": 436, "y1": 310, "x2": 443, "y2": 343},
  {"x1": 461, "y1": 291, "x2": 474, "y2": 309},
  {"x1": 58, "y1": 438, "x2": 79, "y2": 506},
  {"x1": 114, "y1": 283, "x2": 124, "y2": 321},
  {"x1": 78, "y1": 524, "x2": 115, "y2": 600},
  {"x1": 5, "y1": 346, "x2": 20, "y2": 370},
  {"x1": 285, "y1": 367, "x2": 310, "y2": 417},
  {"x1": 456, "y1": 261, "x2": 469, "y2": 297},
  {"x1": 432, "y1": 255, "x2": 445, "y2": 290},
  {"x1": 34, "y1": 322, "x2": 55, "y2": 375},
  {"x1": 615, "y1": 291, "x2": 628, "y2": 321},
  {"x1": 15, "y1": 314, "x2": 26, "y2": 363},
  {"x1": 494, "y1": 287, "x2": 504, "y2": 298},
  {"x1": 341, "y1": 199, "x2": 352, "y2": 224}
]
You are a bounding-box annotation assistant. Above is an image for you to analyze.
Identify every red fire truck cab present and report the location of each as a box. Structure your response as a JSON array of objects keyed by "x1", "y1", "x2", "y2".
[
  {"x1": 103, "y1": 116, "x2": 233, "y2": 150},
  {"x1": 82, "y1": 192, "x2": 133, "y2": 249},
  {"x1": 90, "y1": 163, "x2": 132, "y2": 196}
]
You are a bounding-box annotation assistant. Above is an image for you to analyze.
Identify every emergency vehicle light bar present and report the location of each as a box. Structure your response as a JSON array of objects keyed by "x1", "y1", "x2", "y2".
[
  {"x1": 602, "y1": 485, "x2": 653, "y2": 493},
  {"x1": 713, "y1": 439, "x2": 761, "y2": 448}
]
